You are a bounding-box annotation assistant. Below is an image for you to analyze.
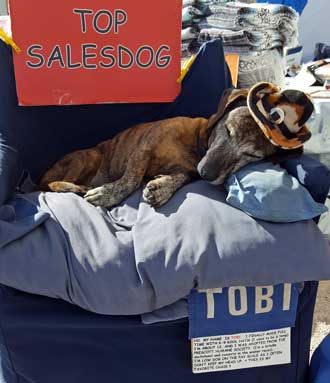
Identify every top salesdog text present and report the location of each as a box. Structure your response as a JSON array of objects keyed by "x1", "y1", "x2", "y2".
[{"x1": 26, "y1": 8, "x2": 172, "y2": 70}]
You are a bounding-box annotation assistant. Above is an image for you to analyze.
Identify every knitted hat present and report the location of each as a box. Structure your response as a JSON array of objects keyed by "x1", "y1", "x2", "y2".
[{"x1": 247, "y1": 82, "x2": 314, "y2": 149}]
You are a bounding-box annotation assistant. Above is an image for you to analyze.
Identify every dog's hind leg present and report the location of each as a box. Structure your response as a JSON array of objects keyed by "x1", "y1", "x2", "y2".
[
  {"x1": 143, "y1": 173, "x2": 191, "y2": 207},
  {"x1": 39, "y1": 148, "x2": 102, "y2": 192}
]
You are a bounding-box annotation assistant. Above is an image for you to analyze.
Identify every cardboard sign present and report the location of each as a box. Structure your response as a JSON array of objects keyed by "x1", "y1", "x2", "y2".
[{"x1": 9, "y1": 0, "x2": 182, "y2": 106}]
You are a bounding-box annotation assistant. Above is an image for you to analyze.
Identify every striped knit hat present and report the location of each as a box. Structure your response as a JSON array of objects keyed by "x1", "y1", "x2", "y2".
[{"x1": 247, "y1": 82, "x2": 314, "y2": 149}]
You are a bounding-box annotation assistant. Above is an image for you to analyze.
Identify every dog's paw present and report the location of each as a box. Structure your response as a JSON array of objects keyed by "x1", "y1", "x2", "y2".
[
  {"x1": 143, "y1": 177, "x2": 174, "y2": 208},
  {"x1": 84, "y1": 186, "x2": 111, "y2": 207}
]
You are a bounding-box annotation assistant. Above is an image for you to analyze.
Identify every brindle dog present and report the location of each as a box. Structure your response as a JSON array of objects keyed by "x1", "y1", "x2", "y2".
[{"x1": 39, "y1": 89, "x2": 284, "y2": 208}]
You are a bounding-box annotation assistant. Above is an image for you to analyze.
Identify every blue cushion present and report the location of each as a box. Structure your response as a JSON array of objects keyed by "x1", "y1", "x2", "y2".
[{"x1": 225, "y1": 161, "x2": 328, "y2": 223}]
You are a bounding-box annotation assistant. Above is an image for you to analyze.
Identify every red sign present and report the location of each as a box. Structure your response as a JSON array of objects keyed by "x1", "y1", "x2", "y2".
[{"x1": 9, "y1": 1, "x2": 182, "y2": 106}]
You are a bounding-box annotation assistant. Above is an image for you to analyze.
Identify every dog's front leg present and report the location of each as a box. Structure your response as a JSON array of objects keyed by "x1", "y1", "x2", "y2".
[
  {"x1": 84, "y1": 178, "x2": 138, "y2": 208},
  {"x1": 84, "y1": 149, "x2": 151, "y2": 208},
  {"x1": 143, "y1": 173, "x2": 191, "y2": 208}
]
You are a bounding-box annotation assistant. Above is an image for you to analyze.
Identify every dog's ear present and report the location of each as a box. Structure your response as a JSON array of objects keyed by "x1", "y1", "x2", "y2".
[
  {"x1": 268, "y1": 146, "x2": 304, "y2": 164},
  {"x1": 218, "y1": 88, "x2": 249, "y2": 116},
  {"x1": 207, "y1": 88, "x2": 249, "y2": 131}
]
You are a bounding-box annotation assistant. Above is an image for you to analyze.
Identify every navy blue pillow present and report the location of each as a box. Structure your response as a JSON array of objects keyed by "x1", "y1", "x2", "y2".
[{"x1": 281, "y1": 155, "x2": 330, "y2": 205}]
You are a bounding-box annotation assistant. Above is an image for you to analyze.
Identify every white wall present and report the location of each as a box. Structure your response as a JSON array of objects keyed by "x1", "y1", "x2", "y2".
[
  {"x1": 298, "y1": 0, "x2": 329, "y2": 62},
  {"x1": 0, "y1": 0, "x2": 7, "y2": 15}
]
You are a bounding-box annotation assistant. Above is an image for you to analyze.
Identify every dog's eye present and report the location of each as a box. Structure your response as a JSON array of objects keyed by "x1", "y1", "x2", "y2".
[
  {"x1": 244, "y1": 152, "x2": 263, "y2": 160},
  {"x1": 224, "y1": 123, "x2": 234, "y2": 137}
]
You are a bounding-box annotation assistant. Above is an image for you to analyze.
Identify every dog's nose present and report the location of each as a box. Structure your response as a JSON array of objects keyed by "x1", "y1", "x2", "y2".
[
  {"x1": 197, "y1": 161, "x2": 218, "y2": 182},
  {"x1": 199, "y1": 169, "x2": 217, "y2": 182}
]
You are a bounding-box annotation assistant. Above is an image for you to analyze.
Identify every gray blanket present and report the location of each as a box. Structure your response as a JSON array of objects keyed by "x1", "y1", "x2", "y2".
[{"x1": 0, "y1": 181, "x2": 330, "y2": 316}]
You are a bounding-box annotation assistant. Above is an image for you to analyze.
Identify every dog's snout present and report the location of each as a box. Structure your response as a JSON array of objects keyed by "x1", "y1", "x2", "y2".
[
  {"x1": 197, "y1": 157, "x2": 221, "y2": 182},
  {"x1": 198, "y1": 164, "x2": 217, "y2": 182},
  {"x1": 200, "y1": 170, "x2": 217, "y2": 182}
]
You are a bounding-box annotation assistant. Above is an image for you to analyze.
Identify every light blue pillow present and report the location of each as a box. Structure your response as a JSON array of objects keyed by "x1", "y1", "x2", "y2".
[{"x1": 225, "y1": 161, "x2": 328, "y2": 223}]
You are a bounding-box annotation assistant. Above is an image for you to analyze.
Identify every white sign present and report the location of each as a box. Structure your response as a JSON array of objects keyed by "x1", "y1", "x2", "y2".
[{"x1": 191, "y1": 328, "x2": 291, "y2": 374}]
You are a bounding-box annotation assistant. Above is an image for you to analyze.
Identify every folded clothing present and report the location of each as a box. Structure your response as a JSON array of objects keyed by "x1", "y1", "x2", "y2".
[
  {"x1": 199, "y1": 28, "x2": 252, "y2": 45},
  {"x1": 198, "y1": 28, "x2": 286, "y2": 51},
  {"x1": 182, "y1": 5, "x2": 212, "y2": 28},
  {"x1": 182, "y1": 2, "x2": 297, "y2": 84},
  {"x1": 181, "y1": 26, "x2": 200, "y2": 42},
  {"x1": 208, "y1": 2, "x2": 298, "y2": 30},
  {"x1": 225, "y1": 161, "x2": 328, "y2": 223},
  {"x1": 206, "y1": 2, "x2": 298, "y2": 49},
  {"x1": 183, "y1": 0, "x2": 210, "y2": 9},
  {"x1": 237, "y1": 48, "x2": 286, "y2": 88},
  {"x1": 256, "y1": 0, "x2": 308, "y2": 15},
  {"x1": 181, "y1": 39, "x2": 201, "y2": 59}
]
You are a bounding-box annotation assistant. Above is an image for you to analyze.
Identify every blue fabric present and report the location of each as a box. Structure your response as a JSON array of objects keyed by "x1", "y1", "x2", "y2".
[
  {"x1": 310, "y1": 334, "x2": 330, "y2": 383},
  {"x1": 0, "y1": 181, "x2": 329, "y2": 316},
  {"x1": 225, "y1": 161, "x2": 328, "y2": 223},
  {"x1": 256, "y1": 0, "x2": 308, "y2": 14},
  {"x1": 0, "y1": 197, "x2": 49, "y2": 247},
  {"x1": 0, "y1": 281, "x2": 317, "y2": 383},
  {"x1": 142, "y1": 299, "x2": 188, "y2": 325}
]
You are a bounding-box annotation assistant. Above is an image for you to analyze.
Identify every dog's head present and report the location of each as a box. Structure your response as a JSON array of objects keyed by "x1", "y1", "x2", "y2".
[
  {"x1": 198, "y1": 104, "x2": 277, "y2": 185},
  {"x1": 198, "y1": 85, "x2": 313, "y2": 185}
]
